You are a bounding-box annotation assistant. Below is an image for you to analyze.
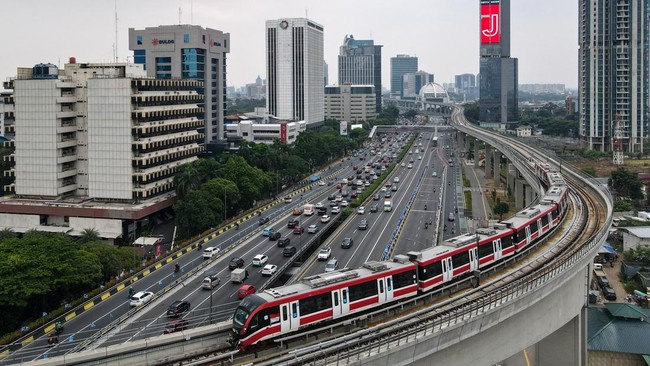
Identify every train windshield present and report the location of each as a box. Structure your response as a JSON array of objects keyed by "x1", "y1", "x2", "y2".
[
  {"x1": 233, "y1": 307, "x2": 249, "y2": 327},
  {"x1": 233, "y1": 295, "x2": 263, "y2": 328}
]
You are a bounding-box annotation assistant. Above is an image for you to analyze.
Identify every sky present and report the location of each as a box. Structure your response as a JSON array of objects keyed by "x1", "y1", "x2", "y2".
[{"x1": 0, "y1": 0, "x2": 578, "y2": 90}]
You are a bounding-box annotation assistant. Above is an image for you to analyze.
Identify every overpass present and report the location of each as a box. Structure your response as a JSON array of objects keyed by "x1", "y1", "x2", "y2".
[{"x1": 385, "y1": 96, "x2": 454, "y2": 116}]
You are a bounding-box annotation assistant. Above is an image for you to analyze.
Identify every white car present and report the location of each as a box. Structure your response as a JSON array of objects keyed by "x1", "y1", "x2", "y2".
[
  {"x1": 331, "y1": 206, "x2": 341, "y2": 214},
  {"x1": 381, "y1": 187, "x2": 387, "y2": 192},
  {"x1": 340, "y1": 200, "x2": 349, "y2": 207},
  {"x1": 261, "y1": 264, "x2": 277, "y2": 276},
  {"x1": 252, "y1": 254, "x2": 268, "y2": 267},
  {"x1": 357, "y1": 206, "x2": 366, "y2": 214},
  {"x1": 315, "y1": 202, "x2": 325, "y2": 209},
  {"x1": 202, "y1": 246, "x2": 220, "y2": 259},
  {"x1": 318, "y1": 180, "x2": 326, "y2": 186},
  {"x1": 407, "y1": 164, "x2": 413, "y2": 169},
  {"x1": 321, "y1": 215, "x2": 331, "y2": 223},
  {"x1": 307, "y1": 224, "x2": 319, "y2": 234},
  {"x1": 318, "y1": 247, "x2": 332, "y2": 261},
  {"x1": 418, "y1": 156, "x2": 422, "y2": 160},
  {"x1": 335, "y1": 195, "x2": 343, "y2": 202},
  {"x1": 130, "y1": 291, "x2": 154, "y2": 307}
]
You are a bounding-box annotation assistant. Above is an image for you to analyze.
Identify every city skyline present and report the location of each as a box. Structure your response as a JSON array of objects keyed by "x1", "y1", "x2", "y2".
[{"x1": 0, "y1": 0, "x2": 578, "y2": 90}]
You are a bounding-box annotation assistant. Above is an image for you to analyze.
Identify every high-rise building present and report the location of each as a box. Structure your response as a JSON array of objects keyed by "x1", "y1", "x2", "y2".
[
  {"x1": 402, "y1": 71, "x2": 434, "y2": 99},
  {"x1": 338, "y1": 35, "x2": 383, "y2": 113},
  {"x1": 0, "y1": 61, "x2": 203, "y2": 242},
  {"x1": 325, "y1": 84, "x2": 377, "y2": 122},
  {"x1": 455, "y1": 74, "x2": 476, "y2": 93},
  {"x1": 266, "y1": 18, "x2": 324, "y2": 126},
  {"x1": 579, "y1": 0, "x2": 648, "y2": 153},
  {"x1": 390, "y1": 55, "x2": 418, "y2": 98},
  {"x1": 479, "y1": 0, "x2": 518, "y2": 129},
  {"x1": 128, "y1": 25, "x2": 230, "y2": 143}
]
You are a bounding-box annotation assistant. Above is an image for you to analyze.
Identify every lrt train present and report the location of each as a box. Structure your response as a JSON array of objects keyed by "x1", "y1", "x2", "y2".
[{"x1": 232, "y1": 162, "x2": 569, "y2": 349}]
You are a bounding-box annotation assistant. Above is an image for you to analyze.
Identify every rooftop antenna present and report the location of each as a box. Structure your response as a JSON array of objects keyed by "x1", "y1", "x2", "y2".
[
  {"x1": 114, "y1": 0, "x2": 119, "y2": 62},
  {"x1": 191, "y1": 0, "x2": 193, "y2": 24},
  {"x1": 305, "y1": 9, "x2": 308, "y2": 19},
  {"x1": 178, "y1": 7, "x2": 182, "y2": 24}
]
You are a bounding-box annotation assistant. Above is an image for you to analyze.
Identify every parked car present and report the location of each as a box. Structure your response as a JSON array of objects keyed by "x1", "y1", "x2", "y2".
[
  {"x1": 228, "y1": 257, "x2": 245, "y2": 270},
  {"x1": 252, "y1": 254, "x2": 268, "y2": 267},
  {"x1": 237, "y1": 284, "x2": 256, "y2": 299},
  {"x1": 283, "y1": 246, "x2": 297, "y2": 257},
  {"x1": 130, "y1": 291, "x2": 154, "y2": 307},
  {"x1": 261, "y1": 264, "x2": 278, "y2": 276},
  {"x1": 166, "y1": 300, "x2": 190, "y2": 317},
  {"x1": 277, "y1": 237, "x2": 291, "y2": 247},
  {"x1": 602, "y1": 286, "x2": 617, "y2": 301},
  {"x1": 318, "y1": 247, "x2": 332, "y2": 261}
]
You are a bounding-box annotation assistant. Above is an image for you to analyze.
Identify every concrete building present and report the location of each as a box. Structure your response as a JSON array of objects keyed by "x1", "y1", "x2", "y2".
[
  {"x1": 244, "y1": 75, "x2": 265, "y2": 99},
  {"x1": 0, "y1": 91, "x2": 14, "y2": 140},
  {"x1": 338, "y1": 35, "x2": 383, "y2": 113},
  {"x1": 479, "y1": 0, "x2": 519, "y2": 129},
  {"x1": 516, "y1": 125, "x2": 532, "y2": 137},
  {"x1": 225, "y1": 120, "x2": 306, "y2": 145},
  {"x1": 324, "y1": 84, "x2": 377, "y2": 122},
  {"x1": 128, "y1": 24, "x2": 230, "y2": 143},
  {"x1": 266, "y1": 18, "x2": 324, "y2": 126},
  {"x1": 0, "y1": 61, "x2": 204, "y2": 242},
  {"x1": 390, "y1": 55, "x2": 418, "y2": 98},
  {"x1": 619, "y1": 227, "x2": 650, "y2": 252},
  {"x1": 402, "y1": 71, "x2": 434, "y2": 99},
  {"x1": 579, "y1": 0, "x2": 648, "y2": 153}
]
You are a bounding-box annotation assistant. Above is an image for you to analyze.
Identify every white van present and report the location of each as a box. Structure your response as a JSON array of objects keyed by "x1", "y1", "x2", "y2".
[{"x1": 202, "y1": 273, "x2": 220, "y2": 290}]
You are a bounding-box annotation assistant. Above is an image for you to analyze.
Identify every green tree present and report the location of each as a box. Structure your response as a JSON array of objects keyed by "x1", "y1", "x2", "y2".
[
  {"x1": 610, "y1": 169, "x2": 644, "y2": 200},
  {"x1": 493, "y1": 202, "x2": 510, "y2": 220},
  {"x1": 0, "y1": 227, "x2": 16, "y2": 241},
  {"x1": 174, "y1": 164, "x2": 201, "y2": 199},
  {"x1": 173, "y1": 190, "x2": 219, "y2": 237},
  {"x1": 613, "y1": 200, "x2": 633, "y2": 212},
  {"x1": 78, "y1": 228, "x2": 101, "y2": 244}
]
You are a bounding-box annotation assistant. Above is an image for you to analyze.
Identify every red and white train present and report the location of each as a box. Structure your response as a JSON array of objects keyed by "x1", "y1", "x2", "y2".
[{"x1": 232, "y1": 162, "x2": 570, "y2": 348}]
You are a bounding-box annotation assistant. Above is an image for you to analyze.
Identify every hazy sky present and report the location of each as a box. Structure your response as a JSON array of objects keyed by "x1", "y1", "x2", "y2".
[{"x1": 1, "y1": 0, "x2": 578, "y2": 90}]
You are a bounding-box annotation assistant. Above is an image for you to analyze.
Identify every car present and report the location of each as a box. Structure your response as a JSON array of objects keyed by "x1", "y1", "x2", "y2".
[
  {"x1": 381, "y1": 187, "x2": 387, "y2": 192},
  {"x1": 283, "y1": 246, "x2": 297, "y2": 257},
  {"x1": 292, "y1": 207, "x2": 302, "y2": 215},
  {"x1": 330, "y1": 200, "x2": 339, "y2": 207},
  {"x1": 350, "y1": 192, "x2": 358, "y2": 199},
  {"x1": 292, "y1": 226, "x2": 304, "y2": 234},
  {"x1": 201, "y1": 273, "x2": 220, "y2": 290},
  {"x1": 261, "y1": 264, "x2": 278, "y2": 276},
  {"x1": 237, "y1": 284, "x2": 257, "y2": 299},
  {"x1": 432, "y1": 171, "x2": 437, "y2": 177},
  {"x1": 287, "y1": 219, "x2": 299, "y2": 228},
  {"x1": 401, "y1": 162, "x2": 405, "y2": 167},
  {"x1": 202, "y1": 246, "x2": 220, "y2": 259},
  {"x1": 273, "y1": 234, "x2": 291, "y2": 246},
  {"x1": 315, "y1": 202, "x2": 325, "y2": 209},
  {"x1": 316, "y1": 206, "x2": 327, "y2": 215},
  {"x1": 602, "y1": 286, "x2": 617, "y2": 301},
  {"x1": 307, "y1": 224, "x2": 319, "y2": 234},
  {"x1": 318, "y1": 247, "x2": 332, "y2": 261},
  {"x1": 258, "y1": 216, "x2": 269, "y2": 225},
  {"x1": 335, "y1": 195, "x2": 343, "y2": 202},
  {"x1": 325, "y1": 258, "x2": 339, "y2": 272},
  {"x1": 269, "y1": 231, "x2": 281, "y2": 241},
  {"x1": 163, "y1": 319, "x2": 189, "y2": 334},
  {"x1": 166, "y1": 300, "x2": 190, "y2": 317},
  {"x1": 328, "y1": 194, "x2": 336, "y2": 200},
  {"x1": 357, "y1": 206, "x2": 366, "y2": 215},
  {"x1": 370, "y1": 204, "x2": 378, "y2": 213},
  {"x1": 284, "y1": 196, "x2": 293, "y2": 203},
  {"x1": 262, "y1": 227, "x2": 275, "y2": 237},
  {"x1": 340, "y1": 200, "x2": 349, "y2": 207},
  {"x1": 252, "y1": 254, "x2": 268, "y2": 267},
  {"x1": 341, "y1": 237, "x2": 354, "y2": 249},
  {"x1": 448, "y1": 213, "x2": 455, "y2": 221},
  {"x1": 393, "y1": 177, "x2": 400, "y2": 183},
  {"x1": 364, "y1": 181, "x2": 370, "y2": 187},
  {"x1": 373, "y1": 193, "x2": 380, "y2": 201},
  {"x1": 318, "y1": 180, "x2": 326, "y2": 186},
  {"x1": 418, "y1": 156, "x2": 422, "y2": 160},
  {"x1": 407, "y1": 164, "x2": 413, "y2": 169},
  {"x1": 130, "y1": 291, "x2": 154, "y2": 307},
  {"x1": 331, "y1": 206, "x2": 341, "y2": 214},
  {"x1": 391, "y1": 185, "x2": 398, "y2": 192},
  {"x1": 358, "y1": 219, "x2": 368, "y2": 230},
  {"x1": 228, "y1": 257, "x2": 245, "y2": 270},
  {"x1": 385, "y1": 192, "x2": 392, "y2": 198}
]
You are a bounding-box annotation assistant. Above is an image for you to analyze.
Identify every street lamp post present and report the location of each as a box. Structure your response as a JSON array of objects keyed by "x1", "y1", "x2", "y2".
[
  {"x1": 223, "y1": 188, "x2": 227, "y2": 222},
  {"x1": 209, "y1": 284, "x2": 215, "y2": 323}
]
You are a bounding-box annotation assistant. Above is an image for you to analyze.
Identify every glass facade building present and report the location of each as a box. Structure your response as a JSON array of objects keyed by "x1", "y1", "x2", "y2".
[
  {"x1": 390, "y1": 55, "x2": 418, "y2": 98},
  {"x1": 338, "y1": 35, "x2": 383, "y2": 113}
]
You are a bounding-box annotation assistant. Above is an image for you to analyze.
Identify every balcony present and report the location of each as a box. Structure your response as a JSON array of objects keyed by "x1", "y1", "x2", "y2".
[
  {"x1": 3, "y1": 168, "x2": 14, "y2": 178},
  {"x1": 56, "y1": 139, "x2": 77, "y2": 149},
  {"x1": 57, "y1": 110, "x2": 77, "y2": 119},
  {"x1": 56, "y1": 96, "x2": 77, "y2": 104},
  {"x1": 56, "y1": 81, "x2": 75, "y2": 89}
]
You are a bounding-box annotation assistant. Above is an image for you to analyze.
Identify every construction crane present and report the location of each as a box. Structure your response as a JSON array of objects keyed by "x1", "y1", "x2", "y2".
[{"x1": 612, "y1": 113, "x2": 625, "y2": 165}]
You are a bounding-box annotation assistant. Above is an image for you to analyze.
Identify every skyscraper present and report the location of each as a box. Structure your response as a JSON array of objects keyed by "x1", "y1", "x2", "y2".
[
  {"x1": 338, "y1": 35, "x2": 383, "y2": 113},
  {"x1": 390, "y1": 55, "x2": 418, "y2": 98},
  {"x1": 266, "y1": 18, "x2": 324, "y2": 126},
  {"x1": 579, "y1": 0, "x2": 648, "y2": 153},
  {"x1": 128, "y1": 25, "x2": 230, "y2": 143},
  {"x1": 402, "y1": 71, "x2": 434, "y2": 99},
  {"x1": 479, "y1": 0, "x2": 518, "y2": 129}
]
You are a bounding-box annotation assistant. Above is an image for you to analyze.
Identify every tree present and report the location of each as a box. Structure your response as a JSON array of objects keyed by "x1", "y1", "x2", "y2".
[
  {"x1": 493, "y1": 202, "x2": 510, "y2": 220},
  {"x1": 613, "y1": 200, "x2": 633, "y2": 212},
  {"x1": 610, "y1": 169, "x2": 644, "y2": 200},
  {"x1": 0, "y1": 227, "x2": 16, "y2": 241},
  {"x1": 78, "y1": 228, "x2": 100, "y2": 244},
  {"x1": 173, "y1": 190, "x2": 219, "y2": 237},
  {"x1": 174, "y1": 165, "x2": 201, "y2": 199}
]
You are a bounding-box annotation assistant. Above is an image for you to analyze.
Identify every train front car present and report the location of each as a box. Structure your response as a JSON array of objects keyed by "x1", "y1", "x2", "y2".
[{"x1": 232, "y1": 294, "x2": 267, "y2": 349}]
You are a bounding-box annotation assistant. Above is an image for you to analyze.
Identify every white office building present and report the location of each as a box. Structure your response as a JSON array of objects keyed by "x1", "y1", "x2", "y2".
[
  {"x1": 225, "y1": 120, "x2": 306, "y2": 145},
  {"x1": 266, "y1": 18, "x2": 324, "y2": 126}
]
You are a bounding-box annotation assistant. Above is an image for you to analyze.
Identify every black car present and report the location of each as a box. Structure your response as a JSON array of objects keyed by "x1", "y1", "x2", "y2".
[
  {"x1": 283, "y1": 246, "x2": 297, "y2": 257},
  {"x1": 269, "y1": 231, "x2": 281, "y2": 241},
  {"x1": 341, "y1": 237, "x2": 354, "y2": 249},
  {"x1": 370, "y1": 204, "x2": 378, "y2": 213},
  {"x1": 163, "y1": 319, "x2": 189, "y2": 334},
  {"x1": 228, "y1": 257, "x2": 245, "y2": 270},
  {"x1": 317, "y1": 206, "x2": 327, "y2": 215},
  {"x1": 328, "y1": 194, "x2": 336, "y2": 200},
  {"x1": 258, "y1": 216, "x2": 270, "y2": 225},
  {"x1": 166, "y1": 300, "x2": 190, "y2": 317},
  {"x1": 287, "y1": 219, "x2": 299, "y2": 228},
  {"x1": 602, "y1": 286, "x2": 617, "y2": 301},
  {"x1": 277, "y1": 237, "x2": 291, "y2": 247}
]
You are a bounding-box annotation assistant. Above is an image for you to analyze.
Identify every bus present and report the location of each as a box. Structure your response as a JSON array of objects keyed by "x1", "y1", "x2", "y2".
[
  {"x1": 309, "y1": 175, "x2": 321, "y2": 183},
  {"x1": 432, "y1": 136, "x2": 438, "y2": 147}
]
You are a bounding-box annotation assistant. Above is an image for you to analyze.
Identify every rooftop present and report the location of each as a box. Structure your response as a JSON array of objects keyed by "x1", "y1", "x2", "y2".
[
  {"x1": 588, "y1": 304, "x2": 650, "y2": 355},
  {"x1": 621, "y1": 226, "x2": 650, "y2": 238}
]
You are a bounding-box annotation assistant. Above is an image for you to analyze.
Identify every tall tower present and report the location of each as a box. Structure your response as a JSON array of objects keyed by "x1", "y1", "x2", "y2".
[
  {"x1": 266, "y1": 18, "x2": 324, "y2": 126},
  {"x1": 390, "y1": 55, "x2": 418, "y2": 98},
  {"x1": 338, "y1": 35, "x2": 383, "y2": 113},
  {"x1": 478, "y1": 0, "x2": 518, "y2": 129},
  {"x1": 579, "y1": 0, "x2": 648, "y2": 153},
  {"x1": 128, "y1": 25, "x2": 230, "y2": 144}
]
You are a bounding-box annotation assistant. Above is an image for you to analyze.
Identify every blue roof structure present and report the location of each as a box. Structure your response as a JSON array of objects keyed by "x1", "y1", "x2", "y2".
[{"x1": 588, "y1": 304, "x2": 650, "y2": 355}]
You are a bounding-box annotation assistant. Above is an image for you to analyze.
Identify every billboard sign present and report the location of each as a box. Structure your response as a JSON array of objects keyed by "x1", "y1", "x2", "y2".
[
  {"x1": 480, "y1": 1, "x2": 500, "y2": 44},
  {"x1": 280, "y1": 123, "x2": 287, "y2": 142},
  {"x1": 340, "y1": 121, "x2": 348, "y2": 136}
]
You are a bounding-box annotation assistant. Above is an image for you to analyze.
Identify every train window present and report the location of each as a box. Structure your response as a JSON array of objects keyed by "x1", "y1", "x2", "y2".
[
  {"x1": 334, "y1": 292, "x2": 339, "y2": 306},
  {"x1": 387, "y1": 277, "x2": 392, "y2": 291},
  {"x1": 530, "y1": 220, "x2": 539, "y2": 233},
  {"x1": 452, "y1": 251, "x2": 470, "y2": 267},
  {"x1": 282, "y1": 305, "x2": 288, "y2": 321},
  {"x1": 292, "y1": 303, "x2": 298, "y2": 318},
  {"x1": 541, "y1": 214, "x2": 549, "y2": 227},
  {"x1": 300, "y1": 293, "x2": 332, "y2": 315},
  {"x1": 551, "y1": 208, "x2": 559, "y2": 219},
  {"x1": 418, "y1": 261, "x2": 443, "y2": 281},
  {"x1": 349, "y1": 281, "x2": 379, "y2": 302},
  {"x1": 512, "y1": 230, "x2": 522, "y2": 244},
  {"x1": 393, "y1": 270, "x2": 416, "y2": 289},
  {"x1": 342, "y1": 289, "x2": 348, "y2": 304},
  {"x1": 478, "y1": 242, "x2": 494, "y2": 259},
  {"x1": 379, "y1": 280, "x2": 384, "y2": 293},
  {"x1": 501, "y1": 235, "x2": 513, "y2": 248}
]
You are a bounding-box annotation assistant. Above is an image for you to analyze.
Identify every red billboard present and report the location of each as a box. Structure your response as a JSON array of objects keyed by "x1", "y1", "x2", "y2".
[
  {"x1": 480, "y1": 3, "x2": 500, "y2": 44},
  {"x1": 280, "y1": 123, "x2": 287, "y2": 143}
]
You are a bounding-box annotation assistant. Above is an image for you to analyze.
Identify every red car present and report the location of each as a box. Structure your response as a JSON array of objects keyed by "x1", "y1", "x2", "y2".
[
  {"x1": 237, "y1": 284, "x2": 256, "y2": 299},
  {"x1": 292, "y1": 226, "x2": 304, "y2": 235}
]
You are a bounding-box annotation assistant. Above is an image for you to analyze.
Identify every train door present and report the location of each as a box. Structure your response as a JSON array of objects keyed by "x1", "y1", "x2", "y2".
[
  {"x1": 537, "y1": 218, "x2": 543, "y2": 235},
  {"x1": 376, "y1": 277, "x2": 392, "y2": 304},
  {"x1": 493, "y1": 239, "x2": 503, "y2": 261},
  {"x1": 280, "y1": 301, "x2": 300, "y2": 333},
  {"x1": 468, "y1": 248, "x2": 478, "y2": 272},
  {"x1": 441, "y1": 257, "x2": 454, "y2": 282},
  {"x1": 524, "y1": 226, "x2": 532, "y2": 247},
  {"x1": 331, "y1": 289, "x2": 350, "y2": 318}
]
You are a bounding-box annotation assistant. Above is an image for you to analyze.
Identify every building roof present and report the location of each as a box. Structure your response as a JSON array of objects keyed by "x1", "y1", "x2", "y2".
[
  {"x1": 621, "y1": 227, "x2": 650, "y2": 239},
  {"x1": 418, "y1": 82, "x2": 448, "y2": 100},
  {"x1": 588, "y1": 304, "x2": 650, "y2": 355}
]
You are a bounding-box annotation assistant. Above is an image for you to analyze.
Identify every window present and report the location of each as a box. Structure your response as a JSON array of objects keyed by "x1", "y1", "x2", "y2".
[
  {"x1": 478, "y1": 242, "x2": 494, "y2": 259},
  {"x1": 392, "y1": 270, "x2": 416, "y2": 289},
  {"x1": 299, "y1": 293, "x2": 332, "y2": 315},
  {"x1": 418, "y1": 261, "x2": 442, "y2": 281},
  {"x1": 349, "y1": 280, "x2": 378, "y2": 302},
  {"x1": 137, "y1": 35, "x2": 142, "y2": 45},
  {"x1": 530, "y1": 220, "x2": 539, "y2": 233},
  {"x1": 452, "y1": 251, "x2": 470, "y2": 267},
  {"x1": 184, "y1": 34, "x2": 190, "y2": 43}
]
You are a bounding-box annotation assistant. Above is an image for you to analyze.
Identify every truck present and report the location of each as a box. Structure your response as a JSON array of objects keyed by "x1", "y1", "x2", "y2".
[
  {"x1": 384, "y1": 199, "x2": 392, "y2": 212},
  {"x1": 230, "y1": 268, "x2": 248, "y2": 284},
  {"x1": 593, "y1": 268, "x2": 609, "y2": 289},
  {"x1": 303, "y1": 203, "x2": 315, "y2": 216}
]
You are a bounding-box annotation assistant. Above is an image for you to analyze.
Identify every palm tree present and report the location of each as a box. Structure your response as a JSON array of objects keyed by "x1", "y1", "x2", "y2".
[
  {"x1": 78, "y1": 228, "x2": 101, "y2": 243},
  {"x1": 174, "y1": 165, "x2": 200, "y2": 198},
  {"x1": 0, "y1": 227, "x2": 16, "y2": 241}
]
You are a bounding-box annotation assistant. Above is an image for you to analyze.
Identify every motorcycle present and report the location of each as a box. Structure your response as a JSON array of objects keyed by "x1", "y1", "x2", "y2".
[
  {"x1": 174, "y1": 264, "x2": 180, "y2": 273},
  {"x1": 424, "y1": 204, "x2": 427, "y2": 211},
  {"x1": 424, "y1": 222, "x2": 428, "y2": 229}
]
